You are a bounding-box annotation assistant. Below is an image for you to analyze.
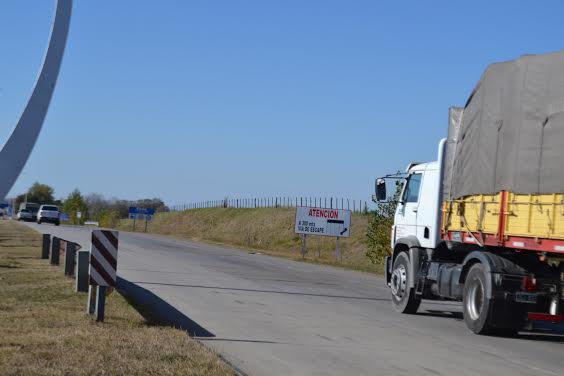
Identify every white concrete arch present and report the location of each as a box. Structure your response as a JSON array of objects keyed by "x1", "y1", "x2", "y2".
[{"x1": 0, "y1": 0, "x2": 72, "y2": 200}]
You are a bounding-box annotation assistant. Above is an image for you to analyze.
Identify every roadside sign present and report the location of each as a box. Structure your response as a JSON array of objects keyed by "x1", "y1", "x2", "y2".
[
  {"x1": 76, "y1": 211, "x2": 82, "y2": 219},
  {"x1": 128, "y1": 207, "x2": 154, "y2": 232},
  {"x1": 295, "y1": 207, "x2": 351, "y2": 238},
  {"x1": 60, "y1": 213, "x2": 69, "y2": 221},
  {"x1": 128, "y1": 207, "x2": 155, "y2": 220}
]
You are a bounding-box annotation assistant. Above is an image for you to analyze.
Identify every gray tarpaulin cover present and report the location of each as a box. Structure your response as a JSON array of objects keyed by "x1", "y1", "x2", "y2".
[{"x1": 443, "y1": 50, "x2": 564, "y2": 200}]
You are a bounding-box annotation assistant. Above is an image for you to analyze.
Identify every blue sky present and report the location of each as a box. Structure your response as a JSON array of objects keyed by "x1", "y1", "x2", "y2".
[{"x1": 1, "y1": 1, "x2": 563, "y2": 206}]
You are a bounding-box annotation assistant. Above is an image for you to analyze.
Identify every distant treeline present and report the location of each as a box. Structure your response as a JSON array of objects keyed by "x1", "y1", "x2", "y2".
[{"x1": 13, "y1": 182, "x2": 168, "y2": 226}]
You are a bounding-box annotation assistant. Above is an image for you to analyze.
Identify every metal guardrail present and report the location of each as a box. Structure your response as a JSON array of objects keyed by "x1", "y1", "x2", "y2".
[
  {"x1": 40, "y1": 232, "x2": 117, "y2": 322},
  {"x1": 42, "y1": 234, "x2": 88, "y2": 290}
]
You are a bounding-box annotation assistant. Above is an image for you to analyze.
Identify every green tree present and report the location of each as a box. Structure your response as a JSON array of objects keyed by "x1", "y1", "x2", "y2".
[
  {"x1": 99, "y1": 209, "x2": 121, "y2": 228},
  {"x1": 365, "y1": 179, "x2": 403, "y2": 265},
  {"x1": 63, "y1": 189, "x2": 89, "y2": 225},
  {"x1": 15, "y1": 182, "x2": 55, "y2": 208}
]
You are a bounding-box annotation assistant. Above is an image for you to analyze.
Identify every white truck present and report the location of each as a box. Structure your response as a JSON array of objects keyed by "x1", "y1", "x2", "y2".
[{"x1": 375, "y1": 51, "x2": 564, "y2": 335}]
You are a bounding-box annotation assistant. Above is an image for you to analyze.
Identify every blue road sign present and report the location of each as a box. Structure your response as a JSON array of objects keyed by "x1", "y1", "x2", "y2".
[
  {"x1": 129, "y1": 207, "x2": 155, "y2": 216},
  {"x1": 128, "y1": 207, "x2": 155, "y2": 221}
]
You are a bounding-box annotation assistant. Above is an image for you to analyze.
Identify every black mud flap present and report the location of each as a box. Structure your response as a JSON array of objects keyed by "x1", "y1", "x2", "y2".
[
  {"x1": 488, "y1": 299, "x2": 528, "y2": 330},
  {"x1": 385, "y1": 256, "x2": 392, "y2": 286}
]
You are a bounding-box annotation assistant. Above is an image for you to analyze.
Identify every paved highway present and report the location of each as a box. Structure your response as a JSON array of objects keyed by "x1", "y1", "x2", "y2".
[{"x1": 25, "y1": 223, "x2": 564, "y2": 376}]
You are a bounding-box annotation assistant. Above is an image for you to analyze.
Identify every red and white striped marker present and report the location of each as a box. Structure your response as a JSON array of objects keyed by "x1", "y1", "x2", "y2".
[{"x1": 88, "y1": 230, "x2": 119, "y2": 287}]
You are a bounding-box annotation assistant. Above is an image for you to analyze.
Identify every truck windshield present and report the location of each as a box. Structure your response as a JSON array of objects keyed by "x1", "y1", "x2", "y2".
[{"x1": 42, "y1": 206, "x2": 58, "y2": 211}]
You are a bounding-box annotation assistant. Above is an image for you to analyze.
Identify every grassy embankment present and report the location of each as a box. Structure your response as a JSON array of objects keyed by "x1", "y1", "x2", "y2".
[
  {"x1": 116, "y1": 207, "x2": 382, "y2": 274},
  {"x1": 0, "y1": 221, "x2": 231, "y2": 376}
]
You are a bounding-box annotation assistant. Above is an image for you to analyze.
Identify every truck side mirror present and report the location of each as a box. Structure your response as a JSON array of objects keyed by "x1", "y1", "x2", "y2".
[{"x1": 375, "y1": 178, "x2": 386, "y2": 201}]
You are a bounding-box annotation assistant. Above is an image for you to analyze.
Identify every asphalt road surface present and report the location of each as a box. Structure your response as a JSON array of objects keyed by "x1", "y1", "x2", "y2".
[{"x1": 25, "y1": 222, "x2": 564, "y2": 376}]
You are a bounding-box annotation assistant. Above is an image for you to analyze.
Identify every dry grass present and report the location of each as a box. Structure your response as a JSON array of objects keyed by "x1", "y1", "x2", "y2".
[
  {"x1": 0, "y1": 221, "x2": 232, "y2": 376},
  {"x1": 118, "y1": 208, "x2": 382, "y2": 274}
]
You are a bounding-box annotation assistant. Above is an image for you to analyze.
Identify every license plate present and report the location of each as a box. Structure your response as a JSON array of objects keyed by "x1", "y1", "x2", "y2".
[{"x1": 515, "y1": 292, "x2": 537, "y2": 304}]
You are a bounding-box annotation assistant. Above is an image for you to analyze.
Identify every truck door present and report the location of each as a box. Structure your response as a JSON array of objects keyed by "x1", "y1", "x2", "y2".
[{"x1": 394, "y1": 172, "x2": 422, "y2": 240}]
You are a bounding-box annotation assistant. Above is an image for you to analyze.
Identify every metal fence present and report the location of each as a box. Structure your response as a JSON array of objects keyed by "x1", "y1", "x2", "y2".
[{"x1": 170, "y1": 197, "x2": 370, "y2": 213}]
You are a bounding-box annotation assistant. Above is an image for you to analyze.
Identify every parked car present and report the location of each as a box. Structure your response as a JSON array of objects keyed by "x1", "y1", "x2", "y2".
[
  {"x1": 37, "y1": 205, "x2": 60, "y2": 226},
  {"x1": 17, "y1": 209, "x2": 34, "y2": 221},
  {"x1": 19, "y1": 202, "x2": 40, "y2": 220}
]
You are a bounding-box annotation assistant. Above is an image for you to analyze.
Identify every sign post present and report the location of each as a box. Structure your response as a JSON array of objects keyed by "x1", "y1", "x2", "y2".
[
  {"x1": 95, "y1": 285, "x2": 106, "y2": 322},
  {"x1": 294, "y1": 207, "x2": 351, "y2": 261},
  {"x1": 87, "y1": 230, "x2": 119, "y2": 322}
]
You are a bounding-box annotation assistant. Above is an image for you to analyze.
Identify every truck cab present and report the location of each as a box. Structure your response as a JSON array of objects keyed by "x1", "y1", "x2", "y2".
[{"x1": 393, "y1": 161, "x2": 442, "y2": 250}]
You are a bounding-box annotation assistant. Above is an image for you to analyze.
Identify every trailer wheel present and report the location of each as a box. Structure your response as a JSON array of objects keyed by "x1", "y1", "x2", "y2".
[
  {"x1": 463, "y1": 263, "x2": 495, "y2": 334},
  {"x1": 390, "y1": 252, "x2": 421, "y2": 314}
]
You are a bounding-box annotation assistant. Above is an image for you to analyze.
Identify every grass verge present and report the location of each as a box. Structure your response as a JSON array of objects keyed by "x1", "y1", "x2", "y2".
[
  {"x1": 0, "y1": 220, "x2": 232, "y2": 376},
  {"x1": 115, "y1": 207, "x2": 383, "y2": 274}
]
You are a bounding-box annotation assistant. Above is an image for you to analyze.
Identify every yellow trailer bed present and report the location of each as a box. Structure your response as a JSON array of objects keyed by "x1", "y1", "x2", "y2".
[{"x1": 442, "y1": 192, "x2": 564, "y2": 253}]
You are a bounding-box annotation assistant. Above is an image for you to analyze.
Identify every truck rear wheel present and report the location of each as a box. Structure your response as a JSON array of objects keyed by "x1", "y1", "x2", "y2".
[
  {"x1": 390, "y1": 252, "x2": 421, "y2": 314},
  {"x1": 463, "y1": 263, "x2": 495, "y2": 334}
]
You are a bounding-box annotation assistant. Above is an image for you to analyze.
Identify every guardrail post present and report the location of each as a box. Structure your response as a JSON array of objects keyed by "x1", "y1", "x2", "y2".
[
  {"x1": 41, "y1": 234, "x2": 50, "y2": 259},
  {"x1": 76, "y1": 250, "x2": 89, "y2": 292},
  {"x1": 64, "y1": 242, "x2": 76, "y2": 276},
  {"x1": 51, "y1": 237, "x2": 60, "y2": 265}
]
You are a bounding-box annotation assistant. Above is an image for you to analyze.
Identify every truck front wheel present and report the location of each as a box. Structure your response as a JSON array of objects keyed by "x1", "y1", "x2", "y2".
[{"x1": 390, "y1": 252, "x2": 421, "y2": 314}]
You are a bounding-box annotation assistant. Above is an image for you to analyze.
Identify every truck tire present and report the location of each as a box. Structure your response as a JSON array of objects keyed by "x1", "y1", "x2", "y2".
[
  {"x1": 463, "y1": 263, "x2": 495, "y2": 334},
  {"x1": 390, "y1": 251, "x2": 421, "y2": 314}
]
